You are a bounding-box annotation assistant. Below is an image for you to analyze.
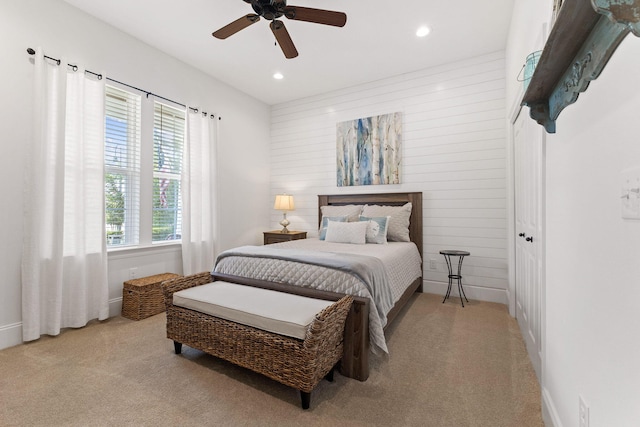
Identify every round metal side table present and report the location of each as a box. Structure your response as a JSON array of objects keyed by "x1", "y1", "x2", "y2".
[{"x1": 440, "y1": 250, "x2": 470, "y2": 307}]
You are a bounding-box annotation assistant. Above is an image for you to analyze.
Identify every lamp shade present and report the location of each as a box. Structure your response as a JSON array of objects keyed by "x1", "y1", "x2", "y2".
[{"x1": 274, "y1": 194, "x2": 295, "y2": 211}]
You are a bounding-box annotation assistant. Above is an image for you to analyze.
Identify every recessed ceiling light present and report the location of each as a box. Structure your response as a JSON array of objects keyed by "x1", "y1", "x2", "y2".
[
  {"x1": 416, "y1": 26, "x2": 430, "y2": 37},
  {"x1": 273, "y1": 72, "x2": 284, "y2": 80}
]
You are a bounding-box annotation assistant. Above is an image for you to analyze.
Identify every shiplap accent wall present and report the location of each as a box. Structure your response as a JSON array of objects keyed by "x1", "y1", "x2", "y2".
[{"x1": 270, "y1": 51, "x2": 508, "y2": 303}]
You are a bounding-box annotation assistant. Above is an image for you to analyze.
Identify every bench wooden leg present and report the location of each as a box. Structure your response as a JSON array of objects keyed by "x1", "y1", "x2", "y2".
[
  {"x1": 300, "y1": 391, "x2": 311, "y2": 410},
  {"x1": 174, "y1": 341, "x2": 182, "y2": 354}
]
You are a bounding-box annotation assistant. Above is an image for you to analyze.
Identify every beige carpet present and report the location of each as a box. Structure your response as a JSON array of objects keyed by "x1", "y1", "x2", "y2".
[{"x1": 0, "y1": 294, "x2": 542, "y2": 427}]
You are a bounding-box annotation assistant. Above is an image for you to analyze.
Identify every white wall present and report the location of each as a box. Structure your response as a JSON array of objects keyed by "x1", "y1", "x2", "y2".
[
  {"x1": 507, "y1": 1, "x2": 640, "y2": 425},
  {"x1": 0, "y1": 0, "x2": 271, "y2": 350},
  {"x1": 270, "y1": 52, "x2": 509, "y2": 303},
  {"x1": 544, "y1": 36, "x2": 640, "y2": 427}
]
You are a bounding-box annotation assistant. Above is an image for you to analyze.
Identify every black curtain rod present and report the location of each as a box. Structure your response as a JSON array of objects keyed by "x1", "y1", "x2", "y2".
[{"x1": 26, "y1": 48, "x2": 221, "y2": 120}]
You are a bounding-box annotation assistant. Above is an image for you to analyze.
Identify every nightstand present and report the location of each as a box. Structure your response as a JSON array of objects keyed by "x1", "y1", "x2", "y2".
[{"x1": 263, "y1": 230, "x2": 307, "y2": 245}]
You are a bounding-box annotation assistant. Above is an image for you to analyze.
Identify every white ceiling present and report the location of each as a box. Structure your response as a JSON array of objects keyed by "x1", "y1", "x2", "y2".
[{"x1": 63, "y1": 0, "x2": 515, "y2": 105}]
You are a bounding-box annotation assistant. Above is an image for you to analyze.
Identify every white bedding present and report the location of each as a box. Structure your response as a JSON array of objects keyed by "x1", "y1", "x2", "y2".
[{"x1": 213, "y1": 238, "x2": 422, "y2": 354}]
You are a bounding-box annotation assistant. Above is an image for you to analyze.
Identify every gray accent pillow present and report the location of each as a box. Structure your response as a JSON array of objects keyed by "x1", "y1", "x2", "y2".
[{"x1": 361, "y1": 202, "x2": 412, "y2": 242}]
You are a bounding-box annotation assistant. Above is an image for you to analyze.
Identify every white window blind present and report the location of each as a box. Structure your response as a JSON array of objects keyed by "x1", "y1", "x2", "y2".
[
  {"x1": 153, "y1": 102, "x2": 184, "y2": 243},
  {"x1": 104, "y1": 85, "x2": 141, "y2": 247}
]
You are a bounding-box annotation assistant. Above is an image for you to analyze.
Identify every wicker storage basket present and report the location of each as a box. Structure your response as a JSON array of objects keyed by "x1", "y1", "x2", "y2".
[{"x1": 122, "y1": 273, "x2": 181, "y2": 320}]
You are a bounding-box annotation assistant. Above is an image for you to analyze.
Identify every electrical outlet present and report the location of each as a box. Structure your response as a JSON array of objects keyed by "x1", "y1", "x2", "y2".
[
  {"x1": 579, "y1": 395, "x2": 589, "y2": 427},
  {"x1": 128, "y1": 267, "x2": 138, "y2": 280},
  {"x1": 429, "y1": 259, "x2": 437, "y2": 270}
]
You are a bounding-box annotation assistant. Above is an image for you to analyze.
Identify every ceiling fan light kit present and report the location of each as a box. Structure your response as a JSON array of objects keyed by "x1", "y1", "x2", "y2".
[{"x1": 212, "y1": 0, "x2": 347, "y2": 59}]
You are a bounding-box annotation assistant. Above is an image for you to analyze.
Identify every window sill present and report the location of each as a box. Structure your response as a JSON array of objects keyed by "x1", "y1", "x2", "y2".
[{"x1": 107, "y1": 241, "x2": 182, "y2": 260}]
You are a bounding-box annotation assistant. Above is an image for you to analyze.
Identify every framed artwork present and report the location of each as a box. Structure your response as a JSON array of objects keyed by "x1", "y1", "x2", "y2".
[{"x1": 336, "y1": 112, "x2": 402, "y2": 186}]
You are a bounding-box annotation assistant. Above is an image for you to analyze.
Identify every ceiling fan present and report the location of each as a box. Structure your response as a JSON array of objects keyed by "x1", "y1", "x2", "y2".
[{"x1": 212, "y1": 0, "x2": 347, "y2": 59}]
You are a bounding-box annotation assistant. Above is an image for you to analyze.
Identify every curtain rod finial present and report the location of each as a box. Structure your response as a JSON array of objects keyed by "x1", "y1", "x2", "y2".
[{"x1": 27, "y1": 48, "x2": 35, "y2": 55}]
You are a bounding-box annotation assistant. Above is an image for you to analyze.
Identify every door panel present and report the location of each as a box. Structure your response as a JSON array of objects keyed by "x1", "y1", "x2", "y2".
[{"x1": 513, "y1": 109, "x2": 544, "y2": 380}]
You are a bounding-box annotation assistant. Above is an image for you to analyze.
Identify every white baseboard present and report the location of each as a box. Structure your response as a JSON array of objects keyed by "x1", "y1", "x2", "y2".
[
  {"x1": 422, "y1": 280, "x2": 508, "y2": 305},
  {"x1": 0, "y1": 298, "x2": 124, "y2": 351},
  {"x1": 0, "y1": 322, "x2": 23, "y2": 350},
  {"x1": 505, "y1": 288, "x2": 516, "y2": 317},
  {"x1": 542, "y1": 387, "x2": 563, "y2": 427},
  {"x1": 109, "y1": 297, "x2": 123, "y2": 318}
]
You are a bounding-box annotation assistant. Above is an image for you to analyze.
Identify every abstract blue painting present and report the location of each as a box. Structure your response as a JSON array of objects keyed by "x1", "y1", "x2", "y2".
[{"x1": 336, "y1": 112, "x2": 402, "y2": 186}]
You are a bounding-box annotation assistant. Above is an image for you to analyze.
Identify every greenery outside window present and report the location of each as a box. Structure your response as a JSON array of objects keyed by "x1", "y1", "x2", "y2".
[{"x1": 104, "y1": 86, "x2": 141, "y2": 247}]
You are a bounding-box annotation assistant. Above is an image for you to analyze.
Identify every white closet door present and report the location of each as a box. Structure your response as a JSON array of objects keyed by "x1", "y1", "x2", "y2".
[{"x1": 513, "y1": 108, "x2": 545, "y2": 381}]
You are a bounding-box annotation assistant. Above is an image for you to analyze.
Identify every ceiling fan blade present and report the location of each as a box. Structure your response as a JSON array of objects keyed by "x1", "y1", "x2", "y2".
[
  {"x1": 212, "y1": 14, "x2": 260, "y2": 39},
  {"x1": 270, "y1": 20, "x2": 298, "y2": 59},
  {"x1": 283, "y1": 6, "x2": 347, "y2": 27}
]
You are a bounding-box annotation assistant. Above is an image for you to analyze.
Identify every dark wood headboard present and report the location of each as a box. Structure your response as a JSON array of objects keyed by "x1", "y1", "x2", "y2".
[{"x1": 317, "y1": 192, "x2": 423, "y2": 262}]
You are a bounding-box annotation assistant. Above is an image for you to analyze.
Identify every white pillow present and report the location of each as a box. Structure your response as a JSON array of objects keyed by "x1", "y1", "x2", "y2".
[
  {"x1": 361, "y1": 202, "x2": 412, "y2": 242},
  {"x1": 320, "y1": 204, "x2": 364, "y2": 222},
  {"x1": 318, "y1": 215, "x2": 347, "y2": 240},
  {"x1": 324, "y1": 220, "x2": 368, "y2": 244},
  {"x1": 359, "y1": 215, "x2": 390, "y2": 244}
]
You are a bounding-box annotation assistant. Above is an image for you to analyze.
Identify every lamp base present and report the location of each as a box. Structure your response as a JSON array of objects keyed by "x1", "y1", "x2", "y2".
[{"x1": 279, "y1": 213, "x2": 290, "y2": 233}]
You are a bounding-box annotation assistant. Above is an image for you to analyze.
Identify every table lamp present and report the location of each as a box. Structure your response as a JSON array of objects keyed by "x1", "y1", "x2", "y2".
[{"x1": 274, "y1": 194, "x2": 295, "y2": 233}]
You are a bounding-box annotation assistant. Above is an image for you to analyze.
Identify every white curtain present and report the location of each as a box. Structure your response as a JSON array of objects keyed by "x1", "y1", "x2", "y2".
[
  {"x1": 22, "y1": 48, "x2": 109, "y2": 342},
  {"x1": 181, "y1": 112, "x2": 218, "y2": 275}
]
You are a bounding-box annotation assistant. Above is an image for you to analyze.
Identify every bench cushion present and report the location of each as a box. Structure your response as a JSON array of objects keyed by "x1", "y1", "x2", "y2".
[{"x1": 172, "y1": 281, "x2": 334, "y2": 340}]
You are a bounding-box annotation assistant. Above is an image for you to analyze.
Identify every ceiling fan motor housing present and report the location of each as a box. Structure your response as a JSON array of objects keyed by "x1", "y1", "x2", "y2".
[{"x1": 250, "y1": 0, "x2": 286, "y2": 21}]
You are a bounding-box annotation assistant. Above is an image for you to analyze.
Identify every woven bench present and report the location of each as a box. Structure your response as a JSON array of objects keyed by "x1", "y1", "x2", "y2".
[{"x1": 162, "y1": 272, "x2": 353, "y2": 409}]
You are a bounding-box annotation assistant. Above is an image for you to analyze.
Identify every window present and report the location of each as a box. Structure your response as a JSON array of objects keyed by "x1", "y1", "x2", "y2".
[
  {"x1": 153, "y1": 103, "x2": 184, "y2": 242},
  {"x1": 104, "y1": 86, "x2": 141, "y2": 247},
  {"x1": 104, "y1": 86, "x2": 185, "y2": 249}
]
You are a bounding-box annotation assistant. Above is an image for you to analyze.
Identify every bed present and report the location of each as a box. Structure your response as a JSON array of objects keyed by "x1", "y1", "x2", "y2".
[{"x1": 212, "y1": 192, "x2": 423, "y2": 381}]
